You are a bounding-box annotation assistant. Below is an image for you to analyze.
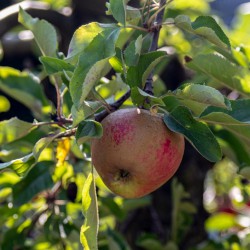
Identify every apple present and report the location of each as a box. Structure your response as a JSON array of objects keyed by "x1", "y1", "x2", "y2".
[{"x1": 91, "y1": 108, "x2": 185, "y2": 199}]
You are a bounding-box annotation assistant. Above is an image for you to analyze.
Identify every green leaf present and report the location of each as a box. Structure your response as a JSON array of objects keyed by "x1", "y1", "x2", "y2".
[
  {"x1": 200, "y1": 112, "x2": 250, "y2": 149},
  {"x1": 0, "y1": 118, "x2": 35, "y2": 146},
  {"x1": 0, "y1": 153, "x2": 35, "y2": 176},
  {"x1": 12, "y1": 162, "x2": 54, "y2": 207},
  {"x1": 216, "y1": 129, "x2": 250, "y2": 166},
  {"x1": 124, "y1": 35, "x2": 143, "y2": 66},
  {"x1": 201, "y1": 99, "x2": 250, "y2": 122},
  {"x1": 131, "y1": 87, "x2": 165, "y2": 108},
  {"x1": 175, "y1": 15, "x2": 230, "y2": 49},
  {"x1": 137, "y1": 234, "x2": 164, "y2": 250},
  {"x1": 109, "y1": 0, "x2": 126, "y2": 26},
  {"x1": 163, "y1": 106, "x2": 222, "y2": 162},
  {"x1": 67, "y1": 22, "x2": 117, "y2": 64},
  {"x1": 33, "y1": 135, "x2": 58, "y2": 161},
  {"x1": 71, "y1": 102, "x2": 103, "y2": 127},
  {"x1": 40, "y1": 56, "x2": 75, "y2": 75},
  {"x1": 205, "y1": 212, "x2": 237, "y2": 231},
  {"x1": 126, "y1": 5, "x2": 141, "y2": 25},
  {"x1": 107, "y1": 228, "x2": 131, "y2": 250},
  {"x1": 76, "y1": 120, "x2": 103, "y2": 145},
  {"x1": 239, "y1": 167, "x2": 250, "y2": 180},
  {"x1": 187, "y1": 54, "x2": 250, "y2": 96},
  {"x1": 70, "y1": 27, "x2": 120, "y2": 108},
  {"x1": 80, "y1": 172, "x2": 99, "y2": 250},
  {"x1": 169, "y1": 83, "x2": 230, "y2": 116},
  {"x1": 126, "y1": 51, "x2": 167, "y2": 88},
  {"x1": 176, "y1": 83, "x2": 228, "y2": 108},
  {"x1": 18, "y1": 7, "x2": 58, "y2": 57},
  {"x1": 0, "y1": 67, "x2": 48, "y2": 117}
]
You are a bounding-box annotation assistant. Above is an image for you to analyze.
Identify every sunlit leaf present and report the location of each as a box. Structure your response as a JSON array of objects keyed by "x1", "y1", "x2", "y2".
[
  {"x1": 0, "y1": 153, "x2": 35, "y2": 176},
  {"x1": 33, "y1": 134, "x2": 58, "y2": 161},
  {"x1": 165, "y1": 83, "x2": 230, "y2": 116},
  {"x1": 56, "y1": 138, "x2": 71, "y2": 166},
  {"x1": 70, "y1": 27, "x2": 120, "y2": 109},
  {"x1": 205, "y1": 212, "x2": 237, "y2": 231},
  {"x1": 0, "y1": 118, "x2": 35, "y2": 146},
  {"x1": 18, "y1": 8, "x2": 58, "y2": 57},
  {"x1": 175, "y1": 15, "x2": 230, "y2": 49},
  {"x1": 80, "y1": 172, "x2": 99, "y2": 250},
  {"x1": 187, "y1": 54, "x2": 250, "y2": 96},
  {"x1": 67, "y1": 22, "x2": 117, "y2": 64},
  {"x1": 0, "y1": 67, "x2": 48, "y2": 117}
]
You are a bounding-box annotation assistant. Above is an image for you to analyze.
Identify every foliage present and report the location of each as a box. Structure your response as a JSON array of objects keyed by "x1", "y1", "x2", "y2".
[{"x1": 0, "y1": 0, "x2": 250, "y2": 249}]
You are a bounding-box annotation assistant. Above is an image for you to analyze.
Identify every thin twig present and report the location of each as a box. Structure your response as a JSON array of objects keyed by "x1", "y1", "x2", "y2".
[
  {"x1": 143, "y1": 0, "x2": 166, "y2": 96},
  {"x1": 94, "y1": 1, "x2": 167, "y2": 121},
  {"x1": 95, "y1": 89, "x2": 131, "y2": 122}
]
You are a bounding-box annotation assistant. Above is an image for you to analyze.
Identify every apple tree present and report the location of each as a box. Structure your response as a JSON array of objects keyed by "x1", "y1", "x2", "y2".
[{"x1": 0, "y1": 0, "x2": 250, "y2": 249}]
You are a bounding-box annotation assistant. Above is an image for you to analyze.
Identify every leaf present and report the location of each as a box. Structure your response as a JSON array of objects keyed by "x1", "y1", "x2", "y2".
[
  {"x1": 163, "y1": 106, "x2": 222, "y2": 162},
  {"x1": 124, "y1": 35, "x2": 143, "y2": 66},
  {"x1": 71, "y1": 102, "x2": 102, "y2": 127},
  {"x1": 187, "y1": 54, "x2": 250, "y2": 96},
  {"x1": 108, "y1": 0, "x2": 126, "y2": 26},
  {"x1": 70, "y1": 27, "x2": 120, "y2": 109},
  {"x1": 201, "y1": 99, "x2": 250, "y2": 122},
  {"x1": 33, "y1": 135, "x2": 58, "y2": 161},
  {"x1": 200, "y1": 99, "x2": 250, "y2": 148},
  {"x1": 18, "y1": 8, "x2": 58, "y2": 57},
  {"x1": 80, "y1": 172, "x2": 99, "y2": 250},
  {"x1": 76, "y1": 120, "x2": 103, "y2": 145},
  {"x1": 12, "y1": 161, "x2": 54, "y2": 207},
  {"x1": 239, "y1": 167, "x2": 250, "y2": 180},
  {"x1": 137, "y1": 234, "x2": 164, "y2": 250},
  {"x1": 176, "y1": 83, "x2": 228, "y2": 108},
  {"x1": 40, "y1": 56, "x2": 75, "y2": 75},
  {"x1": 126, "y1": 5, "x2": 141, "y2": 25},
  {"x1": 205, "y1": 212, "x2": 237, "y2": 231},
  {"x1": 175, "y1": 15, "x2": 230, "y2": 49},
  {"x1": 107, "y1": 228, "x2": 131, "y2": 250},
  {"x1": 0, "y1": 153, "x2": 35, "y2": 177},
  {"x1": 200, "y1": 113, "x2": 250, "y2": 149},
  {"x1": 168, "y1": 83, "x2": 230, "y2": 116},
  {"x1": 215, "y1": 129, "x2": 250, "y2": 166},
  {"x1": 56, "y1": 138, "x2": 71, "y2": 166},
  {"x1": 131, "y1": 87, "x2": 165, "y2": 108},
  {"x1": 67, "y1": 22, "x2": 117, "y2": 64},
  {"x1": 0, "y1": 118, "x2": 35, "y2": 146},
  {"x1": 0, "y1": 67, "x2": 48, "y2": 117},
  {"x1": 126, "y1": 51, "x2": 167, "y2": 88}
]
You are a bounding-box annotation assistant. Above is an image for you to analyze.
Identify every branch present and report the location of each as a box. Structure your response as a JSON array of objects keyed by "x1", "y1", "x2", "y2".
[
  {"x1": 94, "y1": 1, "x2": 167, "y2": 121},
  {"x1": 143, "y1": 0, "x2": 166, "y2": 95},
  {"x1": 95, "y1": 89, "x2": 131, "y2": 122}
]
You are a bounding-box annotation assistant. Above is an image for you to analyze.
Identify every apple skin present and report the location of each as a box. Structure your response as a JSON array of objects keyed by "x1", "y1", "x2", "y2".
[{"x1": 91, "y1": 108, "x2": 185, "y2": 199}]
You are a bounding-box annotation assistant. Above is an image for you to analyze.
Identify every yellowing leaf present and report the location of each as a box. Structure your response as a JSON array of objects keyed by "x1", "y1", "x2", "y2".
[
  {"x1": 56, "y1": 138, "x2": 71, "y2": 166},
  {"x1": 80, "y1": 172, "x2": 99, "y2": 250}
]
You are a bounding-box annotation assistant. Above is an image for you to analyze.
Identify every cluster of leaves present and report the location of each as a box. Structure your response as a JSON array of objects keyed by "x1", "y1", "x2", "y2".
[{"x1": 0, "y1": 0, "x2": 250, "y2": 249}]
